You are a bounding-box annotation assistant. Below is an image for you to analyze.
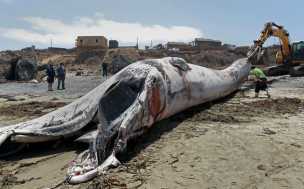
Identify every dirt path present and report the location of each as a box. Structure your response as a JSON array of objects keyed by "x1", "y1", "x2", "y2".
[{"x1": 42, "y1": 55, "x2": 62, "y2": 64}]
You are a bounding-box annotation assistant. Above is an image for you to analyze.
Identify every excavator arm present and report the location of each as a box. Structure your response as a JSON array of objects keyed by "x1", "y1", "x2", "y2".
[
  {"x1": 252, "y1": 22, "x2": 291, "y2": 64},
  {"x1": 250, "y1": 22, "x2": 304, "y2": 77}
]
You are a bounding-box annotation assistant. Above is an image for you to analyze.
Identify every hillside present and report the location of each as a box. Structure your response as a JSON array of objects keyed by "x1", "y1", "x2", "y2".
[
  {"x1": 0, "y1": 48, "x2": 250, "y2": 83},
  {"x1": 102, "y1": 48, "x2": 248, "y2": 73}
]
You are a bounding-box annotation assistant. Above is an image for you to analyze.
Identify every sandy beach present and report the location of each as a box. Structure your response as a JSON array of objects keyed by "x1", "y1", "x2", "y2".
[{"x1": 1, "y1": 73, "x2": 304, "y2": 188}]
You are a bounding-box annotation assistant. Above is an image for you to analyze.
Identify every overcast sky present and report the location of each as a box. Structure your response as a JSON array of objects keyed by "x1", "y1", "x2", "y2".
[{"x1": 0, "y1": 0, "x2": 303, "y2": 50}]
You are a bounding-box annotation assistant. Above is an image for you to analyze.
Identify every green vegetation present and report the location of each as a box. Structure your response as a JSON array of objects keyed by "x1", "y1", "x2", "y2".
[
  {"x1": 40, "y1": 70, "x2": 47, "y2": 75},
  {"x1": 270, "y1": 49, "x2": 278, "y2": 56},
  {"x1": 166, "y1": 51, "x2": 171, "y2": 56},
  {"x1": 197, "y1": 58, "x2": 205, "y2": 63}
]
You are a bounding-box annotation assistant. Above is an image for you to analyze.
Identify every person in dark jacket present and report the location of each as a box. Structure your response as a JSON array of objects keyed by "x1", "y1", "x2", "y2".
[
  {"x1": 102, "y1": 59, "x2": 108, "y2": 77},
  {"x1": 47, "y1": 64, "x2": 56, "y2": 91},
  {"x1": 57, "y1": 62, "x2": 66, "y2": 90}
]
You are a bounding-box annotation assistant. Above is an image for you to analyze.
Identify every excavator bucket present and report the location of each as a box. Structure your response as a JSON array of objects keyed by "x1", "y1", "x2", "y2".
[{"x1": 248, "y1": 48, "x2": 271, "y2": 65}]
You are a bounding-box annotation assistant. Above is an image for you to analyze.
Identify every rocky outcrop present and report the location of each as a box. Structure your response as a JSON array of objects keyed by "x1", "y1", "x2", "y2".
[
  {"x1": 0, "y1": 55, "x2": 11, "y2": 83},
  {"x1": 38, "y1": 60, "x2": 53, "y2": 71},
  {"x1": 109, "y1": 54, "x2": 144, "y2": 73},
  {"x1": 75, "y1": 68, "x2": 84, "y2": 76},
  {"x1": 14, "y1": 55, "x2": 38, "y2": 81},
  {"x1": 0, "y1": 52, "x2": 21, "y2": 83}
]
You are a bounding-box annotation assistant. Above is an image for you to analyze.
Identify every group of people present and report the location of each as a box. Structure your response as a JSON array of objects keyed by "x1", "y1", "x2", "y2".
[
  {"x1": 46, "y1": 59, "x2": 109, "y2": 91},
  {"x1": 46, "y1": 63, "x2": 66, "y2": 91}
]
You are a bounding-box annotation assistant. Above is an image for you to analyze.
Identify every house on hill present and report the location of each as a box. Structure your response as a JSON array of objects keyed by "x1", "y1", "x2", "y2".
[
  {"x1": 109, "y1": 40, "x2": 118, "y2": 49},
  {"x1": 195, "y1": 38, "x2": 221, "y2": 48},
  {"x1": 75, "y1": 36, "x2": 108, "y2": 49},
  {"x1": 166, "y1": 42, "x2": 192, "y2": 49}
]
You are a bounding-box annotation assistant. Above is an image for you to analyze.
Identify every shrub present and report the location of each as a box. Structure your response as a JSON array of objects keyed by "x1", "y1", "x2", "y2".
[
  {"x1": 220, "y1": 59, "x2": 225, "y2": 66},
  {"x1": 270, "y1": 49, "x2": 277, "y2": 56},
  {"x1": 139, "y1": 50, "x2": 148, "y2": 56},
  {"x1": 108, "y1": 50, "x2": 115, "y2": 55},
  {"x1": 166, "y1": 51, "x2": 171, "y2": 56},
  {"x1": 40, "y1": 70, "x2": 47, "y2": 75},
  {"x1": 197, "y1": 58, "x2": 205, "y2": 63},
  {"x1": 204, "y1": 54, "x2": 211, "y2": 62},
  {"x1": 112, "y1": 51, "x2": 120, "y2": 58}
]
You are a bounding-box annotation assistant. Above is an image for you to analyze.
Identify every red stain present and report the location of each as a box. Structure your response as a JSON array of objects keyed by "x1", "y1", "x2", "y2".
[
  {"x1": 146, "y1": 79, "x2": 166, "y2": 124},
  {"x1": 185, "y1": 90, "x2": 191, "y2": 108},
  {"x1": 178, "y1": 70, "x2": 191, "y2": 108},
  {"x1": 156, "y1": 88, "x2": 166, "y2": 122},
  {"x1": 146, "y1": 87, "x2": 151, "y2": 124},
  {"x1": 151, "y1": 85, "x2": 161, "y2": 116}
]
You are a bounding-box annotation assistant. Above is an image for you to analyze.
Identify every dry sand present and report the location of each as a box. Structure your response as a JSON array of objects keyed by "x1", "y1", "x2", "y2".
[{"x1": 1, "y1": 75, "x2": 304, "y2": 189}]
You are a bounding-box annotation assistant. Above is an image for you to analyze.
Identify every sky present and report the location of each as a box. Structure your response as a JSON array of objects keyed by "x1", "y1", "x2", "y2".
[{"x1": 0, "y1": 0, "x2": 303, "y2": 51}]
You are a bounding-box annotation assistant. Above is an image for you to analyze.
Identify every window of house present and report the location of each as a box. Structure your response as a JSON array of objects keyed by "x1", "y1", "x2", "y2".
[
  {"x1": 96, "y1": 39, "x2": 100, "y2": 43},
  {"x1": 88, "y1": 39, "x2": 93, "y2": 44},
  {"x1": 80, "y1": 39, "x2": 84, "y2": 45}
]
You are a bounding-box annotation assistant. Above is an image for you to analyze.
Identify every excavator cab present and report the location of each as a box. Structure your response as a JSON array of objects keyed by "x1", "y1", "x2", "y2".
[{"x1": 291, "y1": 41, "x2": 304, "y2": 63}]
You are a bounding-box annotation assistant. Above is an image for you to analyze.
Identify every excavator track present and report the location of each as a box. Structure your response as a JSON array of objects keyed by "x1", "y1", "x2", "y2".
[
  {"x1": 289, "y1": 66, "x2": 304, "y2": 77},
  {"x1": 262, "y1": 66, "x2": 290, "y2": 76},
  {"x1": 262, "y1": 65, "x2": 304, "y2": 77}
]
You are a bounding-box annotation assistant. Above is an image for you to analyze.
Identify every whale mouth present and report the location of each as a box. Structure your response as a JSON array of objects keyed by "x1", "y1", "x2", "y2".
[
  {"x1": 95, "y1": 79, "x2": 140, "y2": 164},
  {"x1": 68, "y1": 79, "x2": 144, "y2": 183},
  {"x1": 98, "y1": 79, "x2": 139, "y2": 132}
]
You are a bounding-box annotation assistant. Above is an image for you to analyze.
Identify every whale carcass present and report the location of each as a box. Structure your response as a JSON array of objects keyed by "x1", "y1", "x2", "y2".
[{"x1": 0, "y1": 57, "x2": 251, "y2": 184}]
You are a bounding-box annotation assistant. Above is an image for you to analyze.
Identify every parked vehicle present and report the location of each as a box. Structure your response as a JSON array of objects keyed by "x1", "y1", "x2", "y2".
[{"x1": 171, "y1": 48, "x2": 179, "y2": 52}]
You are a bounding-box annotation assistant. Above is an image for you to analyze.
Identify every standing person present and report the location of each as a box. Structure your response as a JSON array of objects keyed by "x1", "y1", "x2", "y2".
[
  {"x1": 102, "y1": 59, "x2": 108, "y2": 77},
  {"x1": 251, "y1": 65, "x2": 271, "y2": 98},
  {"x1": 47, "y1": 64, "x2": 56, "y2": 91},
  {"x1": 57, "y1": 63, "x2": 66, "y2": 90},
  {"x1": 40, "y1": 57, "x2": 42, "y2": 63}
]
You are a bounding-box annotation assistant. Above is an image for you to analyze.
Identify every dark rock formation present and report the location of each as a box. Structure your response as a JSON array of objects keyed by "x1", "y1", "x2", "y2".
[
  {"x1": 0, "y1": 51, "x2": 21, "y2": 83},
  {"x1": 14, "y1": 55, "x2": 38, "y2": 81},
  {"x1": 38, "y1": 60, "x2": 53, "y2": 71},
  {"x1": 109, "y1": 54, "x2": 144, "y2": 73}
]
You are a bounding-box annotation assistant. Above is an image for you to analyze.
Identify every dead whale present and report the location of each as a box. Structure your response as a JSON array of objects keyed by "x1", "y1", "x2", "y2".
[
  {"x1": 0, "y1": 57, "x2": 251, "y2": 184},
  {"x1": 66, "y1": 57, "x2": 251, "y2": 183}
]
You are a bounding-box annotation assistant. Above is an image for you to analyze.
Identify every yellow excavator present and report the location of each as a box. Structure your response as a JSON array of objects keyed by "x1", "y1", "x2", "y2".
[{"x1": 249, "y1": 22, "x2": 304, "y2": 76}]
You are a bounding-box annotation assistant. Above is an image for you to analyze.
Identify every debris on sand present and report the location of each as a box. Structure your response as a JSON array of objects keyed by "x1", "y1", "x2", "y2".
[
  {"x1": 262, "y1": 128, "x2": 276, "y2": 135},
  {"x1": 244, "y1": 97, "x2": 303, "y2": 114},
  {"x1": 7, "y1": 97, "x2": 17, "y2": 101},
  {"x1": 0, "y1": 101, "x2": 67, "y2": 117}
]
